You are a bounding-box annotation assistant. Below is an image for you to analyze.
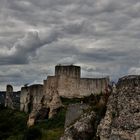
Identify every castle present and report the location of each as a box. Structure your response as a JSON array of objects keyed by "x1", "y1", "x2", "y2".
[
  {"x1": 2, "y1": 65, "x2": 109, "y2": 121},
  {"x1": 44, "y1": 65, "x2": 109, "y2": 98}
]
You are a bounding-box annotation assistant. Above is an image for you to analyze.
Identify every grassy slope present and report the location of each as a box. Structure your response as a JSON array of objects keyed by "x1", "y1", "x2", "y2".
[
  {"x1": 0, "y1": 106, "x2": 66, "y2": 140},
  {"x1": 0, "y1": 94, "x2": 108, "y2": 140},
  {"x1": 0, "y1": 106, "x2": 28, "y2": 140}
]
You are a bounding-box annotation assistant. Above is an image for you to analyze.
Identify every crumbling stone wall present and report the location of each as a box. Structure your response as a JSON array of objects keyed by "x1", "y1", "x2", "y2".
[
  {"x1": 20, "y1": 86, "x2": 30, "y2": 113},
  {"x1": 4, "y1": 85, "x2": 20, "y2": 109},
  {"x1": 29, "y1": 85, "x2": 43, "y2": 113},
  {"x1": 12, "y1": 91, "x2": 20, "y2": 110},
  {"x1": 64, "y1": 103, "x2": 90, "y2": 128},
  {"x1": 20, "y1": 84, "x2": 43, "y2": 113},
  {"x1": 5, "y1": 85, "x2": 14, "y2": 109}
]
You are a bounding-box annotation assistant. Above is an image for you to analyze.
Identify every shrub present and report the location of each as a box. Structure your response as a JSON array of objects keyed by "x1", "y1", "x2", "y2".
[
  {"x1": 0, "y1": 108, "x2": 28, "y2": 140},
  {"x1": 23, "y1": 127, "x2": 42, "y2": 140},
  {"x1": 36, "y1": 108, "x2": 66, "y2": 129}
]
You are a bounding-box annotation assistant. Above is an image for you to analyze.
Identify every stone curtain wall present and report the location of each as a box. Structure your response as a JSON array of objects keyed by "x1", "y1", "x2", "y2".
[
  {"x1": 44, "y1": 75, "x2": 109, "y2": 98},
  {"x1": 79, "y1": 78, "x2": 109, "y2": 96}
]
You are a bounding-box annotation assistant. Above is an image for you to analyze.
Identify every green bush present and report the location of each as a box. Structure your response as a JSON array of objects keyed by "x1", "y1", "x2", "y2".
[
  {"x1": 0, "y1": 107, "x2": 28, "y2": 140},
  {"x1": 36, "y1": 108, "x2": 66, "y2": 129},
  {"x1": 0, "y1": 107, "x2": 66, "y2": 140},
  {"x1": 61, "y1": 97, "x2": 82, "y2": 105},
  {"x1": 23, "y1": 127, "x2": 42, "y2": 140}
]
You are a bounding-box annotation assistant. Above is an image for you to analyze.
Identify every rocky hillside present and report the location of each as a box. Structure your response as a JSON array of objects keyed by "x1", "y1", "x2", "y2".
[
  {"x1": 61, "y1": 75, "x2": 140, "y2": 140},
  {"x1": 97, "y1": 75, "x2": 140, "y2": 140},
  {"x1": 60, "y1": 94, "x2": 109, "y2": 140}
]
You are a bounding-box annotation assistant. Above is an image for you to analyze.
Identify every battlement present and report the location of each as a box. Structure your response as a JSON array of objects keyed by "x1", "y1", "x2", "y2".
[{"x1": 55, "y1": 65, "x2": 81, "y2": 78}]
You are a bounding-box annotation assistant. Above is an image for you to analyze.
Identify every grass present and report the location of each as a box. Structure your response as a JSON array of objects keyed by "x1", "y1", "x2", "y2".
[
  {"x1": 41, "y1": 128, "x2": 64, "y2": 140},
  {"x1": 35, "y1": 108, "x2": 66, "y2": 129},
  {"x1": 0, "y1": 94, "x2": 108, "y2": 140},
  {"x1": 0, "y1": 106, "x2": 66, "y2": 140}
]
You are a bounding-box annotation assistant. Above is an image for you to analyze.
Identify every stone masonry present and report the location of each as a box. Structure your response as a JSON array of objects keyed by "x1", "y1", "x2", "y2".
[{"x1": 44, "y1": 65, "x2": 109, "y2": 98}]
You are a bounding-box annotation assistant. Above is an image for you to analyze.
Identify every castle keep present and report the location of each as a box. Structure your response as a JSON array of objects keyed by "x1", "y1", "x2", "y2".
[{"x1": 44, "y1": 65, "x2": 109, "y2": 98}]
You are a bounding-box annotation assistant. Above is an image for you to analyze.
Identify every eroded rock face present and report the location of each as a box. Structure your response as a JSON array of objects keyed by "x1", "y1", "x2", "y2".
[
  {"x1": 27, "y1": 88, "x2": 63, "y2": 127},
  {"x1": 64, "y1": 104, "x2": 90, "y2": 128},
  {"x1": 60, "y1": 111, "x2": 96, "y2": 140},
  {"x1": 47, "y1": 89, "x2": 63, "y2": 118},
  {"x1": 97, "y1": 75, "x2": 140, "y2": 140}
]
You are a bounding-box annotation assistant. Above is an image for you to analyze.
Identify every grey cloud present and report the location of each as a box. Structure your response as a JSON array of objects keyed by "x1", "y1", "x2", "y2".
[
  {"x1": 57, "y1": 55, "x2": 78, "y2": 65},
  {"x1": 0, "y1": 29, "x2": 60, "y2": 65},
  {"x1": 1, "y1": 0, "x2": 140, "y2": 90},
  {"x1": 0, "y1": 64, "x2": 53, "y2": 90},
  {"x1": 0, "y1": 31, "x2": 41, "y2": 64}
]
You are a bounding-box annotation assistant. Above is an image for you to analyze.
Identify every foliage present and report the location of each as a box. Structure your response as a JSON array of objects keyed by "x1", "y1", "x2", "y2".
[
  {"x1": 0, "y1": 107, "x2": 66, "y2": 140},
  {"x1": 35, "y1": 107, "x2": 66, "y2": 129},
  {"x1": 41, "y1": 128, "x2": 64, "y2": 140},
  {"x1": 61, "y1": 97, "x2": 82, "y2": 105},
  {"x1": 0, "y1": 94, "x2": 108, "y2": 140},
  {"x1": 23, "y1": 127, "x2": 42, "y2": 140},
  {"x1": 0, "y1": 107, "x2": 28, "y2": 140}
]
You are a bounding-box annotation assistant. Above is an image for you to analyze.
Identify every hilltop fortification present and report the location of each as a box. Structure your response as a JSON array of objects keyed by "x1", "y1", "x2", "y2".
[
  {"x1": 44, "y1": 65, "x2": 109, "y2": 98},
  {"x1": 20, "y1": 65, "x2": 109, "y2": 126}
]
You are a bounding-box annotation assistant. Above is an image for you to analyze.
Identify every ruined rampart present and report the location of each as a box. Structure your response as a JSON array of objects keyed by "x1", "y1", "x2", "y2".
[
  {"x1": 20, "y1": 84, "x2": 43, "y2": 113},
  {"x1": 44, "y1": 65, "x2": 109, "y2": 98}
]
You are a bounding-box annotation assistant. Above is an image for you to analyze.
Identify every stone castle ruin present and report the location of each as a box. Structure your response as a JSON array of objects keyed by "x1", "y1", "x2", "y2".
[
  {"x1": 20, "y1": 65, "x2": 109, "y2": 113},
  {"x1": 44, "y1": 65, "x2": 109, "y2": 98},
  {"x1": 2, "y1": 65, "x2": 109, "y2": 126},
  {"x1": 26, "y1": 65, "x2": 110, "y2": 126},
  {"x1": 1, "y1": 66, "x2": 139, "y2": 139}
]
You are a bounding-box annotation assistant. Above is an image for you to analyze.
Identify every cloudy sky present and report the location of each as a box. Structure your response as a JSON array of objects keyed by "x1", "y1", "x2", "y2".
[{"x1": 0, "y1": 0, "x2": 140, "y2": 90}]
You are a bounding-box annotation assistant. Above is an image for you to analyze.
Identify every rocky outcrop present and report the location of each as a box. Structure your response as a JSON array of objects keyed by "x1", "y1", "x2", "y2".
[
  {"x1": 60, "y1": 92, "x2": 110, "y2": 140},
  {"x1": 47, "y1": 90, "x2": 63, "y2": 118},
  {"x1": 60, "y1": 111, "x2": 96, "y2": 140},
  {"x1": 64, "y1": 103, "x2": 90, "y2": 128},
  {"x1": 97, "y1": 75, "x2": 140, "y2": 140},
  {"x1": 27, "y1": 88, "x2": 63, "y2": 127}
]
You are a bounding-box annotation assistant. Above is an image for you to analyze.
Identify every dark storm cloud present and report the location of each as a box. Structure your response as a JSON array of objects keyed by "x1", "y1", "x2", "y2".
[
  {"x1": 0, "y1": 29, "x2": 60, "y2": 65},
  {"x1": 0, "y1": 0, "x2": 140, "y2": 90}
]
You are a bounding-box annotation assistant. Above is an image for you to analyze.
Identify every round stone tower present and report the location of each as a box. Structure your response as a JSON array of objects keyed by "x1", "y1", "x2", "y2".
[{"x1": 55, "y1": 65, "x2": 81, "y2": 78}]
